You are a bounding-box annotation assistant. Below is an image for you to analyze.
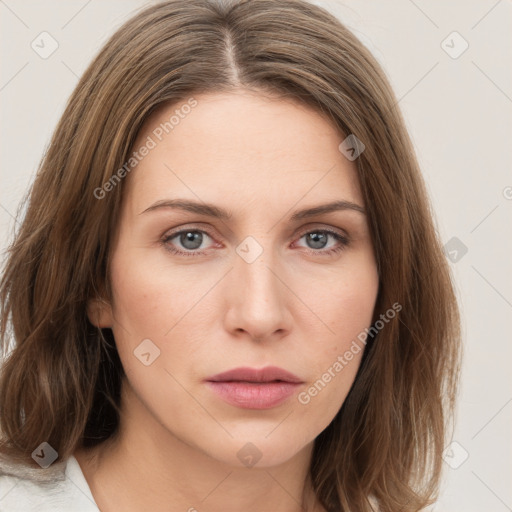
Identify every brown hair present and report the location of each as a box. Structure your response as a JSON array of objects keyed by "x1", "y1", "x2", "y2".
[{"x1": 0, "y1": 0, "x2": 461, "y2": 510}]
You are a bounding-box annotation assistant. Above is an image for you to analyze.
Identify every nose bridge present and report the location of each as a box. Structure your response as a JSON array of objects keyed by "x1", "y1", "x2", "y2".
[
  {"x1": 227, "y1": 237, "x2": 290, "y2": 339},
  {"x1": 236, "y1": 248, "x2": 280, "y2": 307}
]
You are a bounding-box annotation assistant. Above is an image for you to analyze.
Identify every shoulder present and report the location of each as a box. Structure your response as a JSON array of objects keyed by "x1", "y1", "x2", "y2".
[{"x1": 0, "y1": 455, "x2": 99, "y2": 511}]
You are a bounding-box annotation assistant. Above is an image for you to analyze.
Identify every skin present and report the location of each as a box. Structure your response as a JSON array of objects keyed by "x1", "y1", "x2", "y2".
[{"x1": 75, "y1": 89, "x2": 379, "y2": 512}]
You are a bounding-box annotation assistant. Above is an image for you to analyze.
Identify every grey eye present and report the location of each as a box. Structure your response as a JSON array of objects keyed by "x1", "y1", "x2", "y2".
[
  {"x1": 178, "y1": 231, "x2": 204, "y2": 250},
  {"x1": 304, "y1": 232, "x2": 329, "y2": 249}
]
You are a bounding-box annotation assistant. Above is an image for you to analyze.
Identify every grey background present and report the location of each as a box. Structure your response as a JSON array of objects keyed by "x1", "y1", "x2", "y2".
[{"x1": 1, "y1": 1, "x2": 511, "y2": 510}]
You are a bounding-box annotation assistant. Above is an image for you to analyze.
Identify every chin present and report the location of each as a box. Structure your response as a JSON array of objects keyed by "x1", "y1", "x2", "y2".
[{"x1": 200, "y1": 431, "x2": 315, "y2": 470}]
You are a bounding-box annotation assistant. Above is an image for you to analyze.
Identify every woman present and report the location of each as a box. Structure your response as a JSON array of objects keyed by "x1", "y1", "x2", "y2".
[{"x1": 0, "y1": 0, "x2": 461, "y2": 510}]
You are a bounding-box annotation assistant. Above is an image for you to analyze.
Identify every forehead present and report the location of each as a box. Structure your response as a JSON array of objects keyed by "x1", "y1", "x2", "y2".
[{"x1": 124, "y1": 90, "x2": 363, "y2": 215}]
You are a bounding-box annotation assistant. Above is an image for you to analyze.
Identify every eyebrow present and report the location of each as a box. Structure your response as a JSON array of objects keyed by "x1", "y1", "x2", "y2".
[{"x1": 139, "y1": 198, "x2": 366, "y2": 220}]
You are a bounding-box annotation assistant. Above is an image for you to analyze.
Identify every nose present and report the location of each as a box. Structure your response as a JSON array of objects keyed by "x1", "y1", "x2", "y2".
[{"x1": 223, "y1": 249, "x2": 292, "y2": 343}]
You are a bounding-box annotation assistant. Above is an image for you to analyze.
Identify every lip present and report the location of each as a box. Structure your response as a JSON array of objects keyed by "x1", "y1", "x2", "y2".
[
  {"x1": 207, "y1": 366, "x2": 303, "y2": 384},
  {"x1": 205, "y1": 366, "x2": 303, "y2": 410}
]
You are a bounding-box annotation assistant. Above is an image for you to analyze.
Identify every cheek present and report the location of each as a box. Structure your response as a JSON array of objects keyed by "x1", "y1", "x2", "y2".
[
  {"x1": 106, "y1": 255, "x2": 210, "y2": 420},
  {"x1": 109, "y1": 249, "x2": 200, "y2": 333},
  {"x1": 107, "y1": 254, "x2": 192, "y2": 368},
  {"x1": 294, "y1": 254, "x2": 378, "y2": 409},
  {"x1": 107, "y1": 249, "x2": 229, "y2": 390},
  {"x1": 306, "y1": 252, "x2": 379, "y2": 347}
]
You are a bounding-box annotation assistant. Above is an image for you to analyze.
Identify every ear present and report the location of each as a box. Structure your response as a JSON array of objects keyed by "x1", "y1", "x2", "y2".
[{"x1": 87, "y1": 297, "x2": 114, "y2": 328}]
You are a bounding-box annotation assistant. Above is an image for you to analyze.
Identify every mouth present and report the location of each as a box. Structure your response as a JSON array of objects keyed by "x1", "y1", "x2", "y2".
[{"x1": 205, "y1": 366, "x2": 303, "y2": 410}]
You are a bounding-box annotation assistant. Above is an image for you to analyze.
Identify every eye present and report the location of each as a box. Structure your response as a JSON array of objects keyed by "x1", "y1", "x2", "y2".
[
  {"x1": 294, "y1": 229, "x2": 349, "y2": 256},
  {"x1": 161, "y1": 227, "x2": 350, "y2": 258},
  {"x1": 162, "y1": 229, "x2": 216, "y2": 257}
]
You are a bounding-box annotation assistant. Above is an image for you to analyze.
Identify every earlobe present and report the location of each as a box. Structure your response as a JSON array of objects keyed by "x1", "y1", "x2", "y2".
[{"x1": 87, "y1": 298, "x2": 114, "y2": 328}]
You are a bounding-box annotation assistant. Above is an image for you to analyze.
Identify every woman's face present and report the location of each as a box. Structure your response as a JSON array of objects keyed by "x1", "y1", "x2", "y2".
[{"x1": 91, "y1": 89, "x2": 379, "y2": 468}]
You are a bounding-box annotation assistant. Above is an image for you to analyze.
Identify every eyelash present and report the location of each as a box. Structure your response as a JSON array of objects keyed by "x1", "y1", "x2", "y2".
[{"x1": 160, "y1": 227, "x2": 350, "y2": 258}]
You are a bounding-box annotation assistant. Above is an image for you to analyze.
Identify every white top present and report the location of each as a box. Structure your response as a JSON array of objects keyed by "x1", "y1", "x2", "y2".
[{"x1": 0, "y1": 455, "x2": 99, "y2": 511}]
